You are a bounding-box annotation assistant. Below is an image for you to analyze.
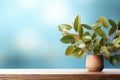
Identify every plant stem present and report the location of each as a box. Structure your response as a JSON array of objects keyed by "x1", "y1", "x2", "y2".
[{"x1": 86, "y1": 46, "x2": 92, "y2": 55}]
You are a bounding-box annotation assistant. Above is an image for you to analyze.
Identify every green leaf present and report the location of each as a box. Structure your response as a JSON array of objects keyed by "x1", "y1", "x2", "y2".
[
  {"x1": 74, "y1": 15, "x2": 80, "y2": 32},
  {"x1": 74, "y1": 40, "x2": 85, "y2": 49},
  {"x1": 60, "y1": 35, "x2": 75, "y2": 44},
  {"x1": 91, "y1": 39, "x2": 100, "y2": 54},
  {"x1": 82, "y1": 32, "x2": 92, "y2": 42},
  {"x1": 108, "y1": 19, "x2": 117, "y2": 36},
  {"x1": 107, "y1": 43, "x2": 114, "y2": 52},
  {"x1": 92, "y1": 20, "x2": 102, "y2": 30},
  {"x1": 73, "y1": 48, "x2": 81, "y2": 56},
  {"x1": 82, "y1": 36, "x2": 92, "y2": 42},
  {"x1": 113, "y1": 47, "x2": 120, "y2": 52},
  {"x1": 100, "y1": 16, "x2": 109, "y2": 28},
  {"x1": 100, "y1": 46, "x2": 110, "y2": 57},
  {"x1": 73, "y1": 48, "x2": 81, "y2": 53},
  {"x1": 81, "y1": 24, "x2": 92, "y2": 30},
  {"x1": 109, "y1": 27, "x2": 117, "y2": 36},
  {"x1": 114, "y1": 54, "x2": 120, "y2": 62},
  {"x1": 78, "y1": 25, "x2": 83, "y2": 37},
  {"x1": 69, "y1": 48, "x2": 81, "y2": 57},
  {"x1": 118, "y1": 20, "x2": 120, "y2": 30},
  {"x1": 92, "y1": 32, "x2": 96, "y2": 40},
  {"x1": 75, "y1": 49, "x2": 85, "y2": 58},
  {"x1": 95, "y1": 28, "x2": 106, "y2": 39},
  {"x1": 110, "y1": 56, "x2": 117, "y2": 66},
  {"x1": 83, "y1": 32, "x2": 90, "y2": 35},
  {"x1": 108, "y1": 19, "x2": 117, "y2": 28},
  {"x1": 105, "y1": 56, "x2": 110, "y2": 60},
  {"x1": 58, "y1": 24, "x2": 72, "y2": 31},
  {"x1": 65, "y1": 46, "x2": 74, "y2": 56},
  {"x1": 112, "y1": 38, "x2": 120, "y2": 48},
  {"x1": 100, "y1": 38, "x2": 106, "y2": 46},
  {"x1": 114, "y1": 30, "x2": 120, "y2": 38}
]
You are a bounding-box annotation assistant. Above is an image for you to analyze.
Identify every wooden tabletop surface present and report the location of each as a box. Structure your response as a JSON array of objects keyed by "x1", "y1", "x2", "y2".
[{"x1": 0, "y1": 69, "x2": 119, "y2": 80}]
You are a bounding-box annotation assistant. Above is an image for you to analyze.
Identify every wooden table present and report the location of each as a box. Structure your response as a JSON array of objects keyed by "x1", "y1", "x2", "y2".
[{"x1": 0, "y1": 69, "x2": 120, "y2": 80}]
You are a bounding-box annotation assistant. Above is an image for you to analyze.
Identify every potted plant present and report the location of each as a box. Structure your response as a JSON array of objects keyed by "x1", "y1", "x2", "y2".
[{"x1": 58, "y1": 15, "x2": 120, "y2": 72}]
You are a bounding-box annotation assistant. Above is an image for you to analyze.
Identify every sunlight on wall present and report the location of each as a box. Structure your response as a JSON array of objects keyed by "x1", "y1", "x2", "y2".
[
  {"x1": 17, "y1": 0, "x2": 40, "y2": 10},
  {"x1": 14, "y1": 28, "x2": 61, "y2": 64},
  {"x1": 40, "y1": 0, "x2": 70, "y2": 25},
  {"x1": 15, "y1": 28, "x2": 40, "y2": 52}
]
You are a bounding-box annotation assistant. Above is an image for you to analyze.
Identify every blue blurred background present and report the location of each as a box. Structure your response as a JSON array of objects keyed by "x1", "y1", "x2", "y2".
[{"x1": 0, "y1": 0, "x2": 120, "y2": 68}]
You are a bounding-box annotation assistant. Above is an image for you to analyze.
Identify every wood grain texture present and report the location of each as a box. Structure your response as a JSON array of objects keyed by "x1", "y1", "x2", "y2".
[
  {"x1": 0, "y1": 74, "x2": 120, "y2": 80},
  {"x1": 0, "y1": 69, "x2": 119, "y2": 80}
]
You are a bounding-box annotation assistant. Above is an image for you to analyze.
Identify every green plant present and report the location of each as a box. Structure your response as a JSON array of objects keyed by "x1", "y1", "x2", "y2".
[{"x1": 58, "y1": 15, "x2": 120, "y2": 66}]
